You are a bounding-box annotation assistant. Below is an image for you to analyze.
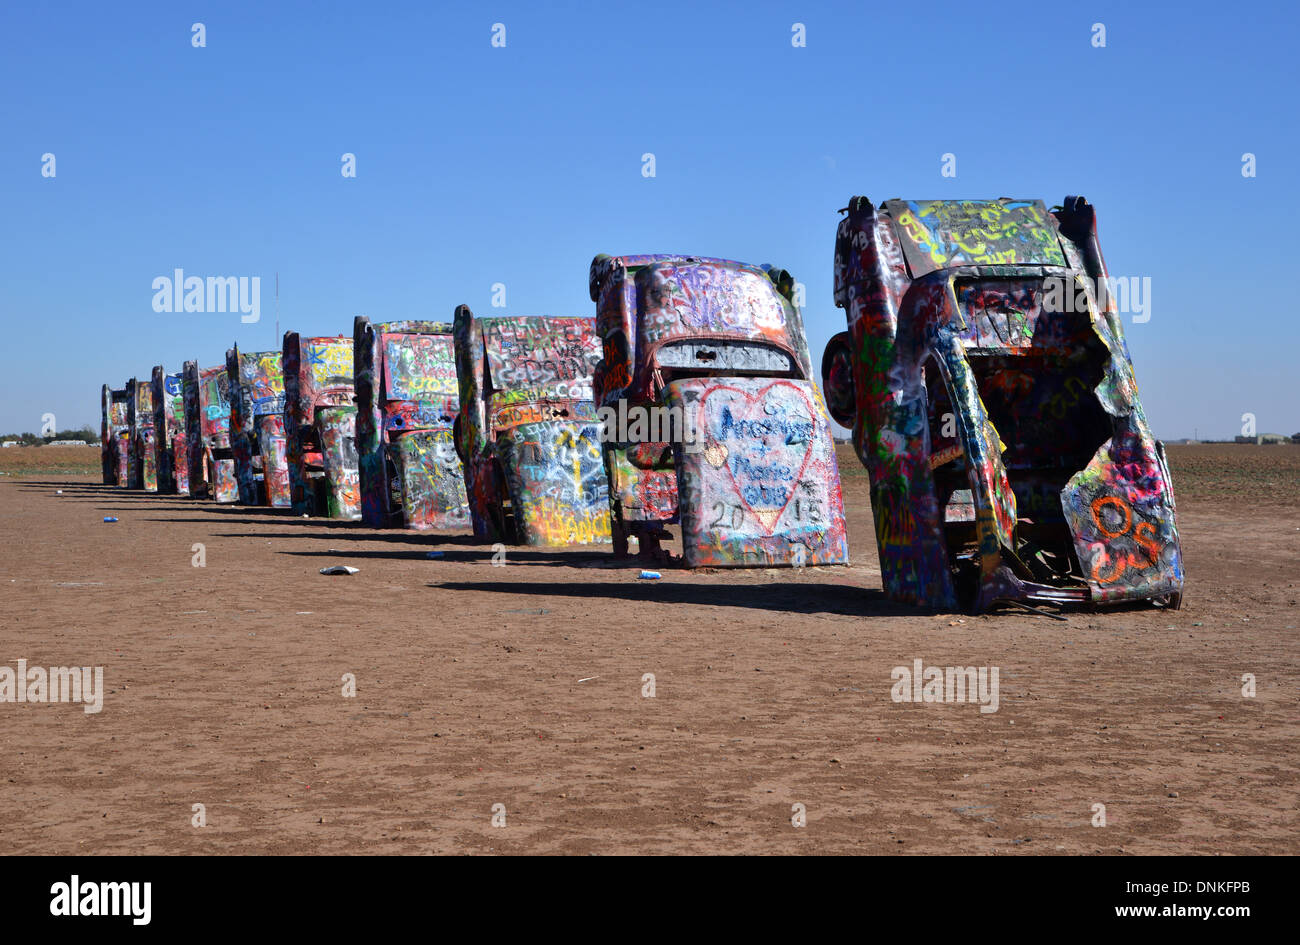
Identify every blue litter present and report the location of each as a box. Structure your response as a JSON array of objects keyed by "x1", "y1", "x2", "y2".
[
  {"x1": 639, "y1": 570, "x2": 661, "y2": 580},
  {"x1": 103, "y1": 517, "x2": 118, "y2": 523},
  {"x1": 427, "y1": 551, "x2": 444, "y2": 559}
]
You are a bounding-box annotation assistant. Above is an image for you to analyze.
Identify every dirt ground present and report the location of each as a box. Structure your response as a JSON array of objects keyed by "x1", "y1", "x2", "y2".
[{"x1": 0, "y1": 443, "x2": 1295, "y2": 854}]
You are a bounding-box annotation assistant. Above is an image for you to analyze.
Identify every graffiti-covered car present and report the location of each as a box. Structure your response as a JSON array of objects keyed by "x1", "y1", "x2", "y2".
[
  {"x1": 452, "y1": 307, "x2": 610, "y2": 546},
  {"x1": 355, "y1": 317, "x2": 469, "y2": 529},
  {"x1": 151, "y1": 366, "x2": 189, "y2": 495},
  {"x1": 226, "y1": 345, "x2": 291, "y2": 507},
  {"x1": 589, "y1": 254, "x2": 849, "y2": 568},
  {"x1": 126, "y1": 376, "x2": 159, "y2": 492},
  {"x1": 827, "y1": 196, "x2": 1183, "y2": 612},
  {"x1": 183, "y1": 360, "x2": 238, "y2": 503},
  {"x1": 101, "y1": 384, "x2": 131, "y2": 485},
  {"x1": 282, "y1": 333, "x2": 360, "y2": 519}
]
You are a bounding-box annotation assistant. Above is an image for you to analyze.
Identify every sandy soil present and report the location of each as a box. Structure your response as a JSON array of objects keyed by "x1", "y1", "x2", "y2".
[{"x1": 0, "y1": 444, "x2": 1296, "y2": 854}]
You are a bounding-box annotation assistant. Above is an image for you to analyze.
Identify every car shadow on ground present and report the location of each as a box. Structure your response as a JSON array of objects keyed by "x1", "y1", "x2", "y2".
[
  {"x1": 142, "y1": 517, "x2": 373, "y2": 529},
  {"x1": 429, "y1": 579, "x2": 924, "y2": 617},
  {"x1": 15, "y1": 481, "x2": 202, "y2": 495},
  {"x1": 205, "y1": 528, "x2": 492, "y2": 544},
  {"x1": 275, "y1": 547, "x2": 642, "y2": 567}
]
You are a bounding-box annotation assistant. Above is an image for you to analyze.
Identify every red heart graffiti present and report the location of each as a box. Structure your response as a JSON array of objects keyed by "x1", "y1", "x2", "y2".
[{"x1": 697, "y1": 380, "x2": 817, "y2": 535}]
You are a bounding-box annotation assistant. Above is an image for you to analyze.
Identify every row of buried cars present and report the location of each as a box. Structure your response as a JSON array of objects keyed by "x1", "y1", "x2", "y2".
[{"x1": 99, "y1": 196, "x2": 1184, "y2": 612}]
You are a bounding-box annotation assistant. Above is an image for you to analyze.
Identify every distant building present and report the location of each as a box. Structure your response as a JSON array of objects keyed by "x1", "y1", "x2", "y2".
[{"x1": 1235, "y1": 433, "x2": 1293, "y2": 445}]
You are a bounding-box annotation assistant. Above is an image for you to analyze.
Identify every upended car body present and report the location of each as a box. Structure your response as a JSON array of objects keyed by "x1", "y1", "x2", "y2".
[
  {"x1": 452, "y1": 306, "x2": 611, "y2": 546},
  {"x1": 183, "y1": 360, "x2": 238, "y2": 503},
  {"x1": 101, "y1": 385, "x2": 131, "y2": 485},
  {"x1": 826, "y1": 196, "x2": 1183, "y2": 612},
  {"x1": 355, "y1": 317, "x2": 469, "y2": 529},
  {"x1": 151, "y1": 366, "x2": 190, "y2": 495},
  {"x1": 126, "y1": 376, "x2": 159, "y2": 492},
  {"x1": 589, "y1": 254, "x2": 849, "y2": 568},
  {"x1": 283, "y1": 332, "x2": 361, "y2": 519},
  {"x1": 226, "y1": 345, "x2": 291, "y2": 507}
]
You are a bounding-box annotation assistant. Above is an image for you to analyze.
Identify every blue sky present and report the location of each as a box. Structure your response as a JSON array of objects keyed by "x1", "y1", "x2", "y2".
[{"x1": 1, "y1": 0, "x2": 1295, "y2": 439}]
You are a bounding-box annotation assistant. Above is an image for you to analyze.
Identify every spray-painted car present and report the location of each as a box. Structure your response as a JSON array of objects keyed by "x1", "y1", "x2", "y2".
[
  {"x1": 355, "y1": 317, "x2": 469, "y2": 529},
  {"x1": 126, "y1": 376, "x2": 159, "y2": 492},
  {"x1": 101, "y1": 385, "x2": 131, "y2": 485},
  {"x1": 589, "y1": 254, "x2": 849, "y2": 568},
  {"x1": 283, "y1": 333, "x2": 360, "y2": 519},
  {"x1": 150, "y1": 366, "x2": 190, "y2": 495},
  {"x1": 183, "y1": 360, "x2": 238, "y2": 503},
  {"x1": 226, "y1": 345, "x2": 291, "y2": 507},
  {"x1": 452, "y1": 306, "x2": 611, "y2": 546},
  {"x1": 826, "y1": 196, "x2": 1183, "y2": 612}
]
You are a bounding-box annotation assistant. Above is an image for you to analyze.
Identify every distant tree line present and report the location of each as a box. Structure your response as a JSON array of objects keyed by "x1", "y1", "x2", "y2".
[{"x1": 0, "y1": 425, "x2": 97, "y2": 446}]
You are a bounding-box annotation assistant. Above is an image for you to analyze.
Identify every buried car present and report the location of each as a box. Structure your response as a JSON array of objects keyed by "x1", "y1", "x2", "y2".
[
  {"x1": 826, "y1": 196, "x2": 1183, "y2": 612},
  {"x1": 183, "y1": 360, "x2": 238, "y2": 503},
  {"x1": 126, "y1": 375, "x2": 159, "y2": 492},
  {"x1": 355, "y1": 317, "x2": 469, "y2": 529},
  {"x1": 282, "y1": 332, "x2": 360, "y2": 519},
  {"x1": 226, "y1": 345, "x2": 291, "y2": 507},
  {"x1": 452, "y1": 306, "x2": 610, "y2": 546},
  {"x1": 101, "y1": 385, "x2": 131, "y2": 485},
  {"x1": 151, "y1": 366, "x2": 190, "y2": 495},
  {"x1": 589, "y1": 254, "x2": 848, "y2": 567}
]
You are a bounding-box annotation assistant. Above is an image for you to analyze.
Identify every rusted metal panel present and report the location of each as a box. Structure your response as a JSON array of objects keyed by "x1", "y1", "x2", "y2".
[
  {"x1": 590, "y1": 254, "x2": 847, "y2": 565},
  {"x1": 827, "y1": 195, "x2": 1184, "y2": 612},
  {"x1": 605, "y1": 441, "x2": 676, "y2": 527},
  {"x1": 354, "y1": 317, "x2": 469, "y2": 529},
  {"x1": 183, "y1": 360, "x2": 237, "y2": 503},
  {"x1": 226, "y1": 346, "x2": 290, "y2": 508},
  {"x1": 452, "y1": 307, "x2": 611, "y2": 546},
  {"x1": 283, "y1": 333, "x2": 360, "y2": 519}
]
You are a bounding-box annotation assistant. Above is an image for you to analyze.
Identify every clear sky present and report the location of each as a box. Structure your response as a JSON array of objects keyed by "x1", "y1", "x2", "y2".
[{"x1": 2, "y1": 0, "x2": 1295, "y2": 439}]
